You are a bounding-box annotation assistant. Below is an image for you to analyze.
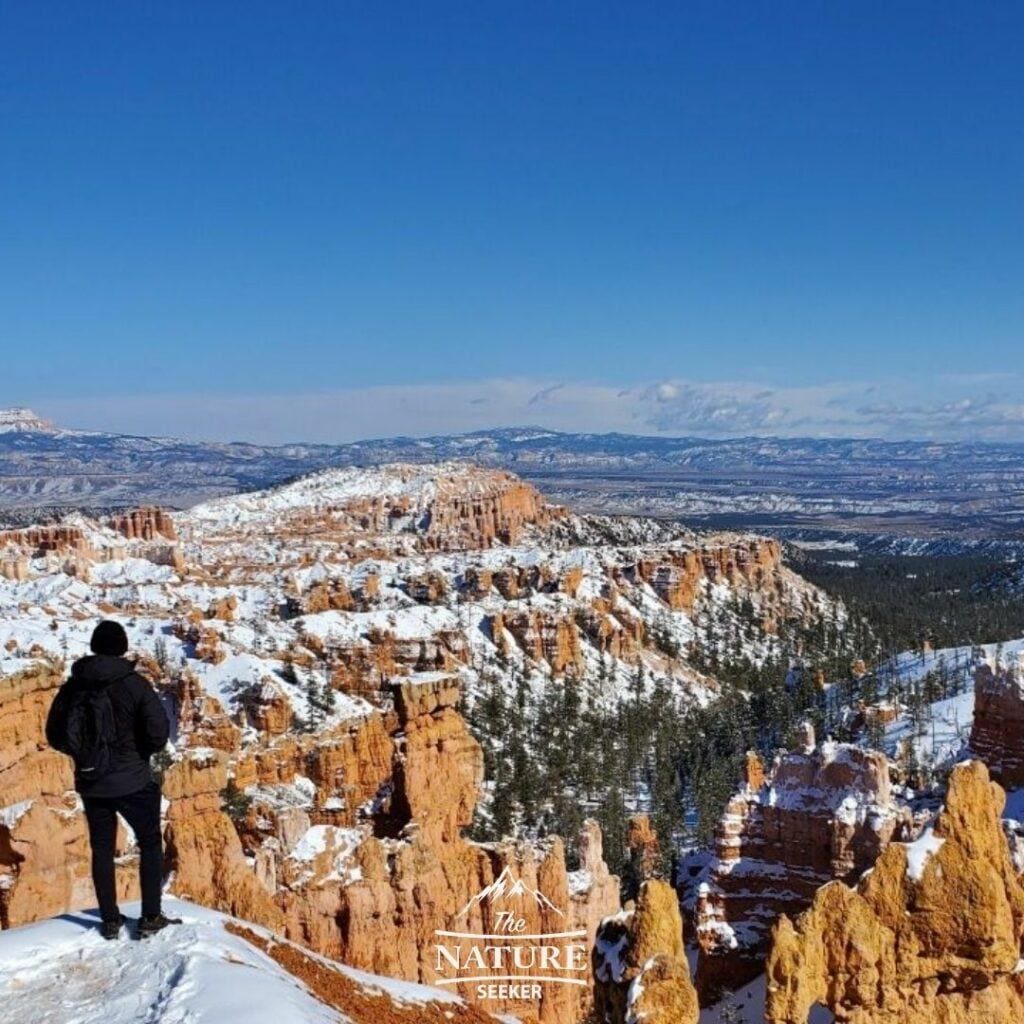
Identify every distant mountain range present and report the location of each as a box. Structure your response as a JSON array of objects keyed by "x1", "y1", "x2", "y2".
[{"x1": 3, "y1": 407, "x2": 1023, "y2": 550}]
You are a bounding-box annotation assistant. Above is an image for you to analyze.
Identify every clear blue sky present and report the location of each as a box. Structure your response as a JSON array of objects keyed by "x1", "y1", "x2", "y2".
[{"x1": 2, "y1": 3, "x2": 1022, "y2": 441}]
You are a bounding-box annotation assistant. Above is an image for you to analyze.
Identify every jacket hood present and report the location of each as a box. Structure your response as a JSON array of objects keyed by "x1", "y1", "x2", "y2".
[{"x1": 70, "y1": 654, "x2": 136, "y2": 689}]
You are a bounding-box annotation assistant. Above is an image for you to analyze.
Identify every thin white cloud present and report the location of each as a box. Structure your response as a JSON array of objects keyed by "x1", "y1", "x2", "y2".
[{"x1": 15, "y1": 373, "x2": 1024, "y2": 444}]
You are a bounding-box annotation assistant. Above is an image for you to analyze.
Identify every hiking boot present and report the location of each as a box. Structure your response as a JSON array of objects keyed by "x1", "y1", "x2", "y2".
[
  {"x1": 137, "y1": 912, "x2": 182, "y2": 938},
  {"x1": 100, "y1": 914, "x2": 127, "y2": 940}
]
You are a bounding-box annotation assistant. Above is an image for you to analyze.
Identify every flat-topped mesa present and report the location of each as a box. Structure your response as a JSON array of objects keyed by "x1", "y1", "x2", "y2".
[
  {"x1": 177, "y1": 464, "x2": 562, "y2": 560},
  {"x1": 695, "y1": 724, "x2": 908, "y2": 999},
  {"x1": 970, "y1": 653, "x2": 1024, "y2": 788},
  {"x1": 593, "y1": 878, "x2": 699, "y2": 1024},
  {"x1": 0, "y1": 407, "x2": 57, "y2": 433},
  {"x1": 766, "y1": 760, "x2": 1024, "y2": 1024}
]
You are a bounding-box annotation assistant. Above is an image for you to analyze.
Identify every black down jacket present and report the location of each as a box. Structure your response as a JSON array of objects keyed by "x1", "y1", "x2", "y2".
[{"x1": 45, "y1": 654, "x2": 170, "y2": 798}]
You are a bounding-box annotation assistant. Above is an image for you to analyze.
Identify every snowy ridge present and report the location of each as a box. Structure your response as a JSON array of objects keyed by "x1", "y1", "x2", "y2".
[
  {"x1": 0, "y1": 898, "x2": 501, "y2": 1024},
  {"x1": 0, "y1": 408, "x2": 59, "y2": 435}
]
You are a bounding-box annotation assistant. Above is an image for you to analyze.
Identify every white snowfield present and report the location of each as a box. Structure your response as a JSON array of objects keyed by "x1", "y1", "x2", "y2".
[{"x1": 0, "y1": 898, "x2": 479, "y2": 1024}]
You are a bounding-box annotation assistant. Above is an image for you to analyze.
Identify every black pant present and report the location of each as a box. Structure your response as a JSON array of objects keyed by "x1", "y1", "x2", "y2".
[{"x1": 82, "y1": 780, "x2": 163, "y2": 921}]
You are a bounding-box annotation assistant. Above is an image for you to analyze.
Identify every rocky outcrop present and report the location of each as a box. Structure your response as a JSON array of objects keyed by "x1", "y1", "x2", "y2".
[
  {"x1": 258, "y1": 676, "x2": 620, "y2": 1024},
  {"x1": 0, "y1": 554, "x2": 29, "y2": 581},
  {"x1": 0, "y1": 524, "x2": 91, "y2": 558},
  {"x1": 631, "y1": 538, "x2": 784, "y2": 614},
  {"x1": 421, "y1": 475, "x2": 558, "y2": 550},
  {"x1": 163, "y1": 749, "x2": 285, "y2": 929},
  {"x1": 766, "y1": 760, "x2": 1024, "y2": 1024},
  {"x1": 593, "y1": 879, "x2": 699, "y2": 1024},
  {"x1": 970, "y1": 653, "x2": 1024, "y2": 788},
  {"x1": 625, "y1": 813, "x2": 662, "y2": 890},
  {"x1": 133, "y1": 671, "x2": 619, "y2": 1024},
  {"x1": 109, "y1": 506, "x2": 178, "y2": 541},
  {"x1": 696, "y1": 724, "x2": 908, "y2": 998},
  {"x1": 491, "y1": 609, "x2": 585, "y2": 675},
  {"x1": 575, "y1": 595, "x2": 645, "y2": 662}
]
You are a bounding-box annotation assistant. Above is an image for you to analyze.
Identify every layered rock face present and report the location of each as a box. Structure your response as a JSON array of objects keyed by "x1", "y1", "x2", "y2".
[
  {"x1": 766, "y1": 760, "x2": 1024, "y2": 1024},
  {"x1": 593, "y1": 878, "x2": 699, "y2": 1024},
  {"x1": 419, "y1": 475, "x2": 557, "y2": 549},
  {"x1": 970, "y1": 653, "x2": 1024, "y2": 788},
  {"x1": 630, "y1": 538, "x2": 784, "y2": 616},
  {"x1": 0, "y1": 524, "x2": 91, "y2": 558},
  {"x1": 696, "y1": 724, "x2": 908, "y2": 998},
  {"x1": 0, "y1": 508, "x2": 181, "y2": 569},
  {"x1": 109, "y1": 506, "x2": 178, "y2": 541}
]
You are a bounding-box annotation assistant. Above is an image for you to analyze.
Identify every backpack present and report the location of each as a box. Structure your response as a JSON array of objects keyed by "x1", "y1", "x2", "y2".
[{"x1": 64, "y1": 686, "x2": 118, "y2": 780}]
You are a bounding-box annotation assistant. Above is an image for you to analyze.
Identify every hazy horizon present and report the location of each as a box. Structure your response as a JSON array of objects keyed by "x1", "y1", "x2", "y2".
[{"x1": 8, "y1": 382, "x2": 1024, "y2": 448}]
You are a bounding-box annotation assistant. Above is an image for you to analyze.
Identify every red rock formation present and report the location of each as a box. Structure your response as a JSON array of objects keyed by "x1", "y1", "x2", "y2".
[
  {"x1": 575, "y1": 598, "x2": 645, "y2": 662},
  {"x1": 695, "y1": 725, "x2": 908, "y2": 998},
  {"x1": 421, "y1": 475, "x2": 558, "y2": 550},
  {"x1": 593, "y1": 879, "x2": 699, "y2": 1024},
  {"x1": 208, "y1": 595, "x2": 238, "y2": 622},
  {"x1": 109, "y1": 506, "x2": 178, "y2": 541},
  {"x1": 625, "y1": 813, "x2": 662, "y2": 884},
  {"x1": 258, "y1": 676, "x2": 620, "y2": 1024},
  {"x1": 406, "y1": 572, "x2": 449, "y2": 604},
  {"x1": 0, "y1": 525, "x2": 92, "y2": 558},
  {"x1": 304, "y1": 579, "x2": 356, "y2": 613},
  {"x1": 490, "y1": 609, "x2": 584, "y2": 676},
  {"x1": 250, "y1": 468, "x2": 559, "y2": 559},
  {"x1": 170, "y1": 671, "x2": 242, "y2": 752},
  {"x1": 163, "y1": 749, "x2": 285, "y2": 929},
  {"x1": 461, "y1": 566, "x2": 494, "y2": 598},
  {"x1": 0, "y1": 554, "x2": 29, "y2": 582},
  {"x1": 560, "y1": 566, "x2": 584, "y2": 598},
  {"x1": 316, "y1": 626, "x2": 470, "y2": 685},
  {"x1": 970, "y1": 654, "x2": 1024, "y2": 788},
  {"x1": 766, "y1": 760, "x2": 1024, "y2": 1024}
]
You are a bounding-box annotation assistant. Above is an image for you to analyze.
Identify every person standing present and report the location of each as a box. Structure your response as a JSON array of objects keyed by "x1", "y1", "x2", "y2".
[{"x1": 46, "y1": 620, "x2": 179, "y2": 939}]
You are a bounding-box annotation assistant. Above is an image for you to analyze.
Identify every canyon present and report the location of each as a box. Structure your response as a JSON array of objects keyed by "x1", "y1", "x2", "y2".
[
  {"x1": 0, "y1": 462, "x2": 829, "y2": 1022},
  {"x1": 3, "y1": 459, "x2": 1024, "y2": 1023}
]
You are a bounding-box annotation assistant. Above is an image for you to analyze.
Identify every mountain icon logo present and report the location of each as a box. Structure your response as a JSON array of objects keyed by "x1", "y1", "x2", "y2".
[{"x1": 457, "y1": 866, "x2": 565, "y2": 918}]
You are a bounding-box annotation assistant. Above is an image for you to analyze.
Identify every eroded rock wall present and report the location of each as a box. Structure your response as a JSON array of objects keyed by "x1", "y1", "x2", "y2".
[
  {"x1": 765, "y1": 760, "x2": 1024, "y2": 1024},
  {"x1": 970, "y1": 654, "x2": 1024, "y2": 789},
  {"x1": 695, "y1": 725, "x2": 908, "y2": 998},
  {"x1": 593, "y1": 878, "x2": 699, "y2": 1024}
]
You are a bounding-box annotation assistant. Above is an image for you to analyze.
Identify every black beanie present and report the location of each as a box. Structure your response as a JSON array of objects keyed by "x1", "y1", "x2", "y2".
[{"x1": 90, "y1": 620, "x2": 129, "y2": 656}]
